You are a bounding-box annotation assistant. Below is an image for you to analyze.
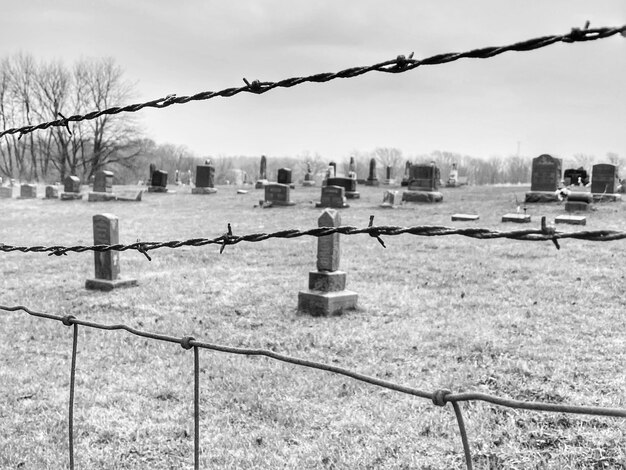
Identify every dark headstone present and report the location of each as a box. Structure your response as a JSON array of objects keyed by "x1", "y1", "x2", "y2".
[
  {"x1": 259, "y1": 155, "x2": 267, "y2": 180},
  {"x1": 408, "y1": 164, "x2": 439, "y2": 191},
  {"x1": 195, "y1": 165, "x2": 215, "y2": 188},
  {"x1": 349, "y1": 157, "x2": 356, "y2": 175},
  {"x1": 326, "y1": 177, "x2": 359, "y2": 198},
  {"x1": 530, "y1": 154, "x2": 561, "y2": 192},
  {"x1": 45, "y1": 186, "x2": 58, "y2": 199},
  {"x1": 366, "y1": 158, "x2": 379, "y2": 186},
  {"x1": 151, "y1": 170, "x2": 168, "y2": 188},
  {"x1": 148, "y1": 163, "x2": 156, "y2": 185},
  {"x1": 64, "y1": 176, "x2": 81, "y2": 193},
  {"x1": 591, "y1": 164, "x2": 619, "y2": 194},
  {"x1": 277, "y1": 168, "x2": 292, "y2": 185},
  {"x1": 85, "y1": 213, "x2": 138, "y2": 291},
  {"x1": 19, "y1": 184, "x2": 37, "y2": 199},
  {"x1": 564, "y1": 168, "x2": 589, "y2": 186},
  {"x1": 264, "y1": 183, "x2": 295, "y2": 206},
  {"x1": 401, "y1": 161, "x2": 411, "y2": 186},
  {"x1": 94, "y1": 170, "x2": 113, "y2": 193},
  {"x1": 316, "y1": 185, "x2": 349, "y2": 209}
]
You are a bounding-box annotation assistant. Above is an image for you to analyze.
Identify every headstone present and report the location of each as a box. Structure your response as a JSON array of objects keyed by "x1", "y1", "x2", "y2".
[
  {"x1": 380, "y1": 190, "x2": 398, "y2": 208},
  {"x1": 329, "y1": 162, "x2": 336, "y2": 178},
  {"x1": 192, "y1": 165, "x2": 217, "y2": 194},
  {"x1": 148, "y1": 163, "x2": 156, "y2": 186},
  {"x1": 61, "y1": 175, "x2": 83, "y2": 200},
  {"x1": 45, "y1": 185, "x2": 58, "y2": 199},
  {"x1": 19, "y1": 184, "x2": 37, "y2": 199},
  {"x1": 591, "y1": 164, "x2": 620, "y2": 195},
  {"x1": 451, "y1": 214, "x2": 479, "y2": 221},
  {"x1": 366, "y1": 158, "x2": 379, "y2": 186},
  {"x1": 298, "y1": 209, "x2": 357, "y2": 315},
  {"x1": 401, "y1": 161, "x2": 411, "y2": 186},
  {"x1": 447, "y1": 163, "x2": 459, "y2": 187},
  {"x1": 502, "y1": 213, "x2": 531, "y2": 223},
  {"x1": 255, "y1": 155, "x2": 268, "y2": 189},
  {"x1": 564, "y1": 168, "x2": 588, "y2": 186},
  {"x1": 526, "y1": 154, "x2": 561, "y2": 202},
  {"x1": 0, "y1": 186, "x2": 12, "y2": 198},
  {"x1": 348, "y1": 157, "x2": 356, "y2": 175},
  {"x1": 402, "y1": 164, "x2": 443, "y2": 203},
  {"x1": 263, "y1": 183, "x2": 295, "y2": 206},
  {"x1": 326, "y1": 177, "x2": 359, "y2": 199},
  {"x1": 303, "y1": 162, "x2": 315, "y2": 186},
  {"x1": 85, "y1": 214, "x2": 138, "y2": 291},
  {"x1": 555, "y1": 215, "x2": 586, "y2": 225},
  {"x1": 316, "y1": 185, "x2": 349, "y2": 209},
  {"x1": 88, "y1": 170, "x2": 116, "y2": 201},
  {"x1": 277, "y1": 168, "x2": 294, "y2": 188},
  {"x1": 383, "y1": 165, "x2": 394, "y2": 185},
  {"x1": 148, "y1": 170, "x2": 168, "y2": 192}
]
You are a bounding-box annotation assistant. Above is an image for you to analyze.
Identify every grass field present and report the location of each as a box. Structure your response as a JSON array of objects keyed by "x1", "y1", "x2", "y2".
[{"x1": 1, "y1": 182, "x2": 625, "y2": 469}]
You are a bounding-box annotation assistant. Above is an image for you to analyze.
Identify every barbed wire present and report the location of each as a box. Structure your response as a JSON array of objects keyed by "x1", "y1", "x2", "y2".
[
  {"x1": 3, "y1": 217, "x2": 626, "y2": 258},
  {"x1": 0, "y1": 24, "x2": 623, "y2": 140},
  {"x1": 1, "y1": 304, "x2": 624, "y2": 470}
]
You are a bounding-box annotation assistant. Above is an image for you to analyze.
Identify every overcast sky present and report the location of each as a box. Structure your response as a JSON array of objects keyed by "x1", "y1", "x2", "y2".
[{"x1": 1, "y1": 1, "x2": 624, "y2": 161}]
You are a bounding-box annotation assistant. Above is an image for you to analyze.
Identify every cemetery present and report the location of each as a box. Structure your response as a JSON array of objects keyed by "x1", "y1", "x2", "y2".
[{"x1": 0, "y1": 14, "x2": 624, "y2": 469}]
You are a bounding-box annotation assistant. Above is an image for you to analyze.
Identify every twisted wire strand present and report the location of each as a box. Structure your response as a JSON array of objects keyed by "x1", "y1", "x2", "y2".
[
  {"x1": 2, "y1": 224, "x2": 626, "y2": 257},
  {"x1": 2, "y1": 304, "x2": 624, "y2": 419},
  {"x1": 0, "y1": 25, "x2": 623, "y2": 139}
]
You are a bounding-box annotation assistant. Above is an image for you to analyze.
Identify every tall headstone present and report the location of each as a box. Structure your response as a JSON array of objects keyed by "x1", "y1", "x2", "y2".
[
  {"x1": 61, "y1": 175, "x2": 83, "y2": 200},
  {"x1": 591, "y1": 164, "x2": 620, "y2": 195},
  {"x1": 298, "y1": 209, "x2": 358, "y2": 315},
  {"x1": 401, "y1": 161, "x2": 411, "y2": 186},
  {"x1": 148, "y1": 170, "x2": 169, "y2": 192},
  {"x1": 192, "y1": 165, "x2": 217, "y2": 194},
  {"x1": 85, "y1": 214, "x2": 138, "y2": 291},
  {"x1": 19, "y1": 184, "x2": 37, "y2": 199},
  {"x1": 366, "y1": 158, "x2": 379, "y2": 186},
  {"x1": 402, "y1": 164, "x2": 443, "y2": 203},
  {"x1": 525, "y1": 154, "x2": 561, "y2": 202},
  {"x1": 329, "y1": 161, "x2": 337, "y2": 178},
  {"x1": 447, "y1": 163, "x2": 459, "y2": 187},
  {"x1": 148, "y1": 163, "x2": 156, "y2": 186},
  {"x1": 383, "y1": 165, "x2": 395, "y2": 185},
  {"x1": 348, "y1": 157, "x2": 356, "y2": 175},
  {"x1": 255, "y1": 155, "x2": 268, "y2": 189},
  {"x1": 303, "y1": 162, "x2": 315, "y2": 187},
  {"x1": 316, "y1": 185, "x2": 349, "y2": 209},
  {"x1": 263, "y1": 183, "x2": 295, "y2": 207},
  {"x1": 88, "y1": 170, "x2": 116, "y2": 201},
  {"x1": 327, "y1": 177, "x2": 359, "y2": 199}
]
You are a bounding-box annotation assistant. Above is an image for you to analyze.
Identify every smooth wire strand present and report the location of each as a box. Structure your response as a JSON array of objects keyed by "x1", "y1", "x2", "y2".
[
  {"x1": 0, "y1": 24, "x2": 623, "y2": 140},
  {"x1": 2, "y1": 304, "x2": 624, "y2": 419}
]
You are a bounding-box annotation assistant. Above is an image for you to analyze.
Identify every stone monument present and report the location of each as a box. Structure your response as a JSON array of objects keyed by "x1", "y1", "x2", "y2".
[
  {"x1": 148, "y1": 169, "x2": 169, "y2": 192},
  {"x1": 326, "y1": 177, "x2": 359, "y2": 199},
  {"x1": 192, "y1": 164, "x2": 217, "y2": 194},
  {"x1": 401, "y1": 161, "x2": 411, "y2": 187},
  {"x1": 303, "y1": 162, "x2": 315, "y2": 187},
  {"x1": 380, "y1": 190, "x2": 398, "y2": 208},
  {"x1": 255, "y1": 155, "x2": 269, "y2": 189},
  {"x1": 19, "y1": 184, "x2": 37, "y2": 199},
  {"x1": 365, "y1": 158, "x2": 379, "y2": 186},
  {"x1": 298, "y1": 209, "x2": 358, "y2": 315},
  {"x1": 44, "y1": 185, "x2": 59, "y2": 199},
  {"x1": 402, "y1": 164, "x2": 443, "y2": 203},
  {"x1": 316, "y1": 185, "x2": 349, "y2": 209},
  {"x1": 88, "y1": 170, "x2": 116, "y2": 202},
  {"x1": 277, "y1": 167, "x2": 295, "y2": 189},
  {"x1": 263, "y1": 183, "x2": 295, "y2": 207},
  {"x1": 591, "y1": 163, "x2": 621, "y2": 201},
  {"x1": 525, "y1": 154, "x2": 562, "y2": 203},
  {"x1": 0, "y1": 185, "x2": 12, "y2": 198},
  {"x1": 85, "y1": 214, "x2": 138, "y2": 291},
  {"x1": 61, "y1": 175, "x2": 83, "y2": 200}
]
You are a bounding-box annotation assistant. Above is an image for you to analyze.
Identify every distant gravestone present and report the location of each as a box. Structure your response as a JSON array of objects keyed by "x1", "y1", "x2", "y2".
[
  {"x1": 451, "y1": 214, "x2": 479, "y2": 221},
  {"x1": 380, "y1": 190, "x2": 398, "y2": 208},
  {"x1": 148, "y1": 170, "x2": 168, "y2": 192},
  {"x1": 277, "y1": 168, "x2": 294, "y2": 188},
  {"x1": 298, "y1": 209, "x2": 357, "y2": 315},
  {"x1": 591, "y1": 164, "x2": 620, "y2": 195},
  {"x1": 526, "y1": 154, "x2": 561, "y2": 202},
  {"x1": 316, "y1": 185, "x2": 349, "y2": 209},
  {"x1": 555, "y1": 215, "x2": 586, "y2": 226},
  {"x1": 502, "y1": 213, "x2": 531, "y2": 223},
  {"x1": 564, "y1": 167, "x2": 589, "y2": 186},
  {"x1": 61, "y1": 175, "x2": 83, "y2": 200},
  {"x1": 255, "y1": 155, "x2": 268, "y2": 189},
  {"x1": 366, "y1": 158, "x2": 379, "y2": 186},
  {"x1": 348, "y1": 157, "x2": 356, "y2": 175},
  {"x1": 401, "y1": 160, "x2": 411, "y2": 186},
  {"x1": 45, "y1": 185, "x2": 58, "y2": 199},
  {"x1": 303, "y1": 162, "x2": 315, "y2": 186},
  {"x1": 383, "y1": 165, "x2": 394, "y2": 185},
  {"x1": 402, "y1": 164, "x2": 443, "y2": 203},
  {"x1": 329, "y1": 162, "x2": 337, "y2": 178},
  {"x1": 85, "y1": 213, "x2": 138, "y2": 291},
  {"x1": 192, "y1": 165, "x2": 217, "y2": 194},
  {"x1": 263, "y1": 183, "x2": 295, "y2": 206},
  {"x1": 19, "y1": 184, "x2": 37, "y2": 199},
  {"x1": 148, "y1": 163, "x2": 156, "y2": 186},
  {"x1": 88, "y1": 170, "x2": 116, "y2": 202},
  {"x1": 0, "y1": 186, "x2": 12, "y2": 198},
  {"x1": 326, "y1": 177, "x2": 359, "y2": 199}
]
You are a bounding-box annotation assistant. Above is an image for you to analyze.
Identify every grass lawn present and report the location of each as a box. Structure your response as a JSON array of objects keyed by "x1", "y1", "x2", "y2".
[{"x1": 0, "y1": 182, "x2": 624, "y2": 469}]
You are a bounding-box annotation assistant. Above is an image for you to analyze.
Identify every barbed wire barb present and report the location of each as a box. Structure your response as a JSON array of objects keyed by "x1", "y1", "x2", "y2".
[{"x1": 0, "y1": 24, "x2": 623, "y2": 140}]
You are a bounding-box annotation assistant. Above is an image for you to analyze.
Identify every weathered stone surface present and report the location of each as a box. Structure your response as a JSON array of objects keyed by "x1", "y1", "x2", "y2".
[
  {"x1": 45, "y1": 186, "x2": 59, "y2": 199},
  {"x1": 147, "y1": 186, "x2": 170, "y2": 193},
  {"x1": 88, "y1": 192, "x2": 117, "y2": 202},
  {"x1": 408, "y1": 164, "x2": 440, "y2": 191},
  {"x1": 191, "y1": 186, "x2": 217, "y2": 194},
  {"x1": 317, "y1": 209, "x2": 341, "y2": 272},
  {"x1": 401, "y1": 191, "x2": 443, "y2": 203},
  {"x1": 0, "y1": 187, "x2": 12, "y2": 198},
  {"x1": 591, "y1": 163, "x2": 619, "y2": 194},
  {"x1": 327, "y1": 177, "x2": 359, "y2": 198},
  {"x1": 502, "y1": 213, "x2": 531, "y2": 223},
  {"x1": 524, "y1": 191, "x2": 559, "y2": 203},
  {"x1": 567, "y1": 192, "x2": 593, "y2": 203},
  {"x1": 264, "y1": 183, "x2": 295, "y2": 206},
  {"x1": 297, "y1": 290, "x2": 357, "y2": 316},
  {"x1": 19, "y1": 184, "x2": 37, "y2": 199},
  {"x1": 116, "y1": 190, "x2": 143, "y2": 202},
  {"x1": 196, "y1": 165, "x2": 215, "y2": 188},
  {"x1": 277, "y1": 168, "x2": 292, "y2": 185},
  {"x1": 64, "y1": 175, "x2": 81, "y2": 193},
  {"x1": 555, "y1": 215, "x2": 586, "y2": 225},
  {"x1": 380, "y1": 190, "x2": 398, "y2": 208},
  {"x1": 451, "y1": 214, "x2": 479, "y2": 221},
  {"x1": 565, "y1": 201, "x2": 589, "y2": 212},
  {"x1": 94, "y1": 170, "x2": 113, "y2": 193},
  {"x1": 592, "y1": 193, "x2": 621, "y2": 202},
  {"x1": 151, "y1": 170, "x2": 168, "y2": 188},
  {"x1": 530, "y1": 154, "x2": 561, "y2": 192},
  {"x1": 308, "y1": 271, "x2": 347, "y2": 292},
  {"x1": 316, "y1": 185, "x2": 349, "y2": 209},
  {"x1": 60, "y1": 192, "x2": 84, "y2": 200}
]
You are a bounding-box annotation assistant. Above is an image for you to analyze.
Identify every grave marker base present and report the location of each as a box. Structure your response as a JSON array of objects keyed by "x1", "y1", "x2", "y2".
[
  {"x1": 345, "y1": 191, "x2": 360, "y2": 199},
  {"x1": 365, "y1": 179, "x2": 379, "y2": 186},
  {"x1": 524, "y1": 191, "x2": 559, "y2": 203},
  {"x1": 191, "y1": 187, "x2": 218, "y2": 194},
  {"x1": 147, "y1": 186, "x2": 170, "y2": 193},
  {"x1": 315, "y1": 202, "x2": 349, "y2": 209},
  {"x1": 255, "y1": 179, "x2": 269, "y2": 189},
  {"x1": 502, "y1": 213, "x2": 531, "y2": 223},
  {"x1": 567, "y1": 192, "x2": 593, "y2": 203},
  {"x1": 555, "y1": 215, "x2": 586, "y2": 225},
  {"x1": 262, "y1": 200, "x2": 296, "y2": 207},
  {"x1": 401, "y1": 191, "x2": 443, "y2": 203},
  {"x1": 60, "y1": 193, "x2": 83, "y2": 200},
  {"x1": 592, "y1": 193, "x2": 621, "y2": 202},
  {"x1": 297, "y1": 290, "x2": 358, "y2": 316},
  {"x1": 88, "y1": 192, "x2": 117, "y2": 202},
  {"x1": 85, "y1": 278, "x2": 138, "y2": 291},
  {"x1": 452, "y1": 214, "x2": 479, "y2": 221}
]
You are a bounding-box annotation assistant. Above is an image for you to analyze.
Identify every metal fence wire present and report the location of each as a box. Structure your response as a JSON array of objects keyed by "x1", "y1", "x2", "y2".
[{"x1": 1, "y1": 23, "x2": 626, "y2": 469}]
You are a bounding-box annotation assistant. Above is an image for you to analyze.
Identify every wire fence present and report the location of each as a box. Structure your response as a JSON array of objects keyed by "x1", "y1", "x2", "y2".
[
  {"x1": 1, "y1": 304, "x2": 624, "y2": 470},
  {"x1": 0, "y1": 23, "x2": 623, "y2": 140},
  {"x1": 2, "y1": 21, "x2": 626, "y2": 469}
]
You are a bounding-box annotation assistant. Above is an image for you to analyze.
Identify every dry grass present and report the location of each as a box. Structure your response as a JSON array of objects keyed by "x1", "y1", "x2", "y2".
[{"x1": 0, "y1": 183, "x2": 625, "y2": 469}]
